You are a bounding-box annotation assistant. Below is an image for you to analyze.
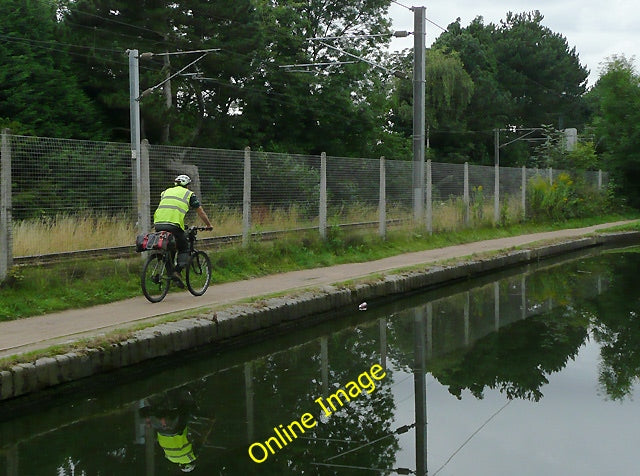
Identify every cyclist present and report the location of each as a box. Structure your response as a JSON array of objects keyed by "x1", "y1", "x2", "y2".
[{"x1": 153, "y1": 174, "x2": 213, "y2": 288}]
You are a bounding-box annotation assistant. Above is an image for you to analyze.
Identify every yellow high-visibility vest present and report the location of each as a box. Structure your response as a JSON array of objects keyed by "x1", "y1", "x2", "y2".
[
  {"x1": 156, "y1": 426, "x2": 197, "y2": 464},
  {"x1": 154, "y1": 186, "x2": 193, "y2": 230}
]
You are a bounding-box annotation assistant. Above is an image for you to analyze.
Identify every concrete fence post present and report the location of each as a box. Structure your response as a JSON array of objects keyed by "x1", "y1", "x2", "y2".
[
  {"x1": 242, "y1": 147, "x2": 251, "y2": 248},
  {"x1": 426, "y1": 159, "x2": 432, "y2": 234},
  {"x1": 463, "y1": 162, "x2": 470, "y2": 226},
  {"x1": 548, "y1": 167, "x2": 553, "y2": 185},
  {"x1": 0, "y1": 129, "x2": 12, "y2": 281},
  {"x1": 139, "y1": 139, "x2": 151, "y2": 235},
  {"x1": 319, "y1": 152, "x2": 327, "y2": 240},
  {"x1": 522, "y1": 165, "x2": 527, "y2": 220},
  {"x1": 598, "y1": 169, "x2": 603, "y2": 191},
  {"x1": 494, "y1": 162, "x2": 500, "y2": 224},
  {"x1": 379, "y1": 156, "x2": 386, "y2": 239}
]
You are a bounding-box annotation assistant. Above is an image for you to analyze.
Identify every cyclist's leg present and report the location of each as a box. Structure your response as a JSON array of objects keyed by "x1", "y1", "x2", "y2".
[
  {"x1": 154, "y1": 224, "x2": 188, "y2": 272},
  {"x1": 174, "y1": 230, "x2": 190, "y2": 272}
]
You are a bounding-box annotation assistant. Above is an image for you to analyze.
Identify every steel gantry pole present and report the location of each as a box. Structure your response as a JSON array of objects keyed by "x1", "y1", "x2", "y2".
[{"x1": 412, "y1": 6, "x2": 426, "y2": 224}]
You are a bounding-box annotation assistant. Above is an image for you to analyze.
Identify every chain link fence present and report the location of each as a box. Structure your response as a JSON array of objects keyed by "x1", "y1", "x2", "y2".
[{"x1": 0, "y1": 132, "x2": 608, "y2": 275}]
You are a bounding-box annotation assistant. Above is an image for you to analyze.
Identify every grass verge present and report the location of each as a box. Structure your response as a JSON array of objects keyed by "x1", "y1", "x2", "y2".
[{"x1": 1, "y1": 213, "x2": 638, "y2": 322}]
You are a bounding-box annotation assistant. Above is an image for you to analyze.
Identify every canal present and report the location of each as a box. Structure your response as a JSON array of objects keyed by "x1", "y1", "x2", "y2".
[{"x1": 1, "y1": 247, "x2": 639, "y2": 475}]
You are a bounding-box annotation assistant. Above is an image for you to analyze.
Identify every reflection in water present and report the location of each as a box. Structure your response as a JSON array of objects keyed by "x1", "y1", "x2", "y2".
[{"x1": 1, "y1": 248, "x2": 640, "y2": 475}]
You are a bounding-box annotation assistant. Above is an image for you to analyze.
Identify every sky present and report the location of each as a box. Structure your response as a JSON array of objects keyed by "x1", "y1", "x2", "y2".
[{"x1": 387, "y1": 0, "x2": 640, "y2": 87}]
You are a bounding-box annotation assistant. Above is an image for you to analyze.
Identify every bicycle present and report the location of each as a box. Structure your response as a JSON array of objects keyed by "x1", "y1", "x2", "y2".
[{"x1": 141, "y1": 226, "x2": 213, "y2": 303}]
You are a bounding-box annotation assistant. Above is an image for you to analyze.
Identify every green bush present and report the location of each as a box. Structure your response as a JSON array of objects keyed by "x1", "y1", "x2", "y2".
[{"x1": 527, "y1": 173, "x2": 612, "y2": 221}]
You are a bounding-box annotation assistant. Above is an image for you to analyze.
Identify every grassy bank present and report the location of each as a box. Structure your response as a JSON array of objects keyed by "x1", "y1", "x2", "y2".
[{"x1": 1, "y1": 214, "x2": 638, "y2": 322}]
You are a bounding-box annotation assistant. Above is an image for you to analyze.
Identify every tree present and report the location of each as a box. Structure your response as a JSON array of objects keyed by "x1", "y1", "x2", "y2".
[
  {"x1": 587, "y1": 55, "x2": 640, "y2": 207},
  {"x1": 494, "y1": 11, "x2": 589, "y2": 130},
  {"x1": 59, "y1": 0, "x2": 397, "y2": 156},
  {"x1": 59, "y1": 0, "x2": 264, "y2": 145},
  {"x1": 387, "y1": 46, "x2": 474, "y2": 162},
  {"x1": 234, "y1": 0, "x2": 395, "y2": 156},
  {"x1": 432, "y1": 12, "x2": 590, "y2": 166},
  {"x1": 0, "y1": 0, "x2": 104, "y2": 138}
]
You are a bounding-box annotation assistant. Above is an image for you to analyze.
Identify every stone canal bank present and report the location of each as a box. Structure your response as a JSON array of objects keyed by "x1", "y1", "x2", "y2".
[{"x1": 1, "y1": 227, "x2": 639, "y2": 403}]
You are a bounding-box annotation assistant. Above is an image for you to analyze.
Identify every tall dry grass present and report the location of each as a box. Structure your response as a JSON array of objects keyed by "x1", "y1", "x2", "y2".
[
  {"x1": 13, "y1": 214, "x2": 137, "y2": 256},
  {"x1": 11, "y1": 197, "x2": 524, "y2": 256}
]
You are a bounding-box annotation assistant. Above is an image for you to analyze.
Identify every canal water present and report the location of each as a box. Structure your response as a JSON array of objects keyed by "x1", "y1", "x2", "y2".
[{"x1": 1, "y1": 247, "x2": 639, "y2": 476}]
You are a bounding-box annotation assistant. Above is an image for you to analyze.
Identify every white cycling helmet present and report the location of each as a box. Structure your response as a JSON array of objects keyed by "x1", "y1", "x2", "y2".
[{"x1": 174, "y1": 174, "x2": 192, "y2": 187}]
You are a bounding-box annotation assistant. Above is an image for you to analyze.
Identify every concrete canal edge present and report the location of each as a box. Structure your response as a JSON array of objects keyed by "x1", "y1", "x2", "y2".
[{"x1": 1, "y1": 231, "x2": 639, "y2": 402}]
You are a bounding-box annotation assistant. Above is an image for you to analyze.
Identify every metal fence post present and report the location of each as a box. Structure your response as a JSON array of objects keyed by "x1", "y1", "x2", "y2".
[
  {"x1": 0, "y1": 129, "x2": 12, "y2": 281},
  {"x1": 463, "y1": 162, "x2": 470, "y2": 226},
  {"x1": 522, "y1": 165, "x2": 527, "y2": 220},
  {"x1": 243, "y1": 147, "x2": 251, "y2": 248},
  {"x1": 426, "y1": 159, "x2": 432, "y2": 234},
  {"x1": 319, "y1": 152, "x2": 327, "y2": 240},
  {"x1": 379, "y1": 156, "x2": 386, "y2": 239}
]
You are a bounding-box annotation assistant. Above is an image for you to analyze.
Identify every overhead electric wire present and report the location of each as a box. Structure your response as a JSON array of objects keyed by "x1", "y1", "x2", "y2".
[
  {"x1": 67, "y1": 9, "x2": 166, "y2": 38},
  {"x1": 431, "y1": 399, "x2": 513, "y2": 476},
  {"x1": 390, "y1": 0, "x2": 412, "y2": 11}
]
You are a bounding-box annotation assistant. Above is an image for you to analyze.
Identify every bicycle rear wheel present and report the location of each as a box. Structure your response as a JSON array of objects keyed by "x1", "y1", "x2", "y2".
[
  {"x1": 185, "y1": 251, "x2": 212, "y2": 296},
  {"x1": 141, "y1": 252, "x2": 171, "y2": 302}
]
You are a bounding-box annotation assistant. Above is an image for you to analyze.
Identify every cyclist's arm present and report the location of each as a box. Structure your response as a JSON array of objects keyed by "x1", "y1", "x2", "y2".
[
  {"x1": 189, "y1": 194, "x2": 213, "y2": 229},
  {"x1": 196, "y1": 206, "x2": 213, "y2": 228}
]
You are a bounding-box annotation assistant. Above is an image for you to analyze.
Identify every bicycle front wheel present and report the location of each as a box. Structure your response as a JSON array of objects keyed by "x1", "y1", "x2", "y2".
[
  {"x1": 186, "y1": 251, "x2": 212, "y2": 296},
  {"x1": 141, "y1": 252, "x2": 171, "y2": 302}
]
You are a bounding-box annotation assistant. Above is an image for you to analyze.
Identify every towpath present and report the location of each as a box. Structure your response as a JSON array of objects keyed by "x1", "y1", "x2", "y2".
[{"x1": 0, "y1": 220, "x2": 635, "y2": 358}]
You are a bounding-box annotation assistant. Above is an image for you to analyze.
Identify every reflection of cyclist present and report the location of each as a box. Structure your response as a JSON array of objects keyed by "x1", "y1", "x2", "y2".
[
  {"x1": 153, "y1": 174, "x2": 213, "y2": 287},
  {"x1": 141, "y1": 388, "x2": 203, "y2": 473}
]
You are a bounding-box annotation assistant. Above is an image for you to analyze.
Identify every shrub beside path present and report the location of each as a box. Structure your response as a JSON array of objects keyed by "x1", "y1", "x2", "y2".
[{"x1": 0, "y1": 220, "x2": 636, "y2": 358}]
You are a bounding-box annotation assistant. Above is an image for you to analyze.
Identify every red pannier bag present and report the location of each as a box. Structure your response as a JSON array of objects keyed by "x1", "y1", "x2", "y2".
[{"x1": 135, "y1": 231, "x2": 176, "y2": 252}]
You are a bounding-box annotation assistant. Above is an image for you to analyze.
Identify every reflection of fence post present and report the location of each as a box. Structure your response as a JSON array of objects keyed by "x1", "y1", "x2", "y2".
[
  {"x1": 380, "y1": 318, "x2": 387, "y2": 371},
  {"x1": 522, "y1": 166, "x2": 527, "y2": 220},
  {"x1": 145, "y1": 422, "x2": 155, "y2": 476},
  {"x1": 379, "y1": 156, "x2": 386, "y2": 239},
  {"x1": 464, "y1": 291, "x2": 470, "y2": 346},
  {"x1": 463, "y1": 162, "x2": 469, "y2": 226},
  {"x1": 413, "y1": 307, "x2": 428, "y2": 476},
  {"x1": 0, "y1": 129, "x2": 12, "y2": 281},
  {"x1": 242, "y1": 147, "x2": 251, "y2": 248},
  {"x1": 426, "y1": 159, "x2": 432, "y2": 234},
  {"x1": 426, "y1": 303, "x2": 433, "y2": 360},
  {"x1": 244, "y1": 362, "x2": 254, "y2": 442},
  {"x1": 321, "y1": 336, "x2": 329, "y2": 397},
  {"x1": 6, "y1": 445, "x2": 18, "y2": 476},
  {"x1": 319, "y1": 152, "x2": 327, "y2": 240},
  {"x1": 521, "y1": 275, "x2": 527, "y2": 320},
  {"x1": 494, "y1": 282, "x2": 500, "y2": 331}
]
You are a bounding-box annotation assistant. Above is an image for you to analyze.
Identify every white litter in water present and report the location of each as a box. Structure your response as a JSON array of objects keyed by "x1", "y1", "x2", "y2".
[{"x1": 358, "y1": 302, "x2": 367, "y2": 311}]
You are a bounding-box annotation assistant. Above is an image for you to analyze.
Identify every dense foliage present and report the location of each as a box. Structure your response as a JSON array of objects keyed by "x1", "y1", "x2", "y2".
[
  {"x1": 587, "y1": 56, "x2": 640, "y2": 207},
  {"x1": 0, "y1": 1, "x2": 638, "y2": 205}
]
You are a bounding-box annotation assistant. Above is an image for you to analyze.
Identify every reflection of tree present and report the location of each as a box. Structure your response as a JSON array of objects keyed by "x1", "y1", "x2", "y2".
[
  {"x1": 209, "y1": 320, "x2": 398, "y2": 475},
  {"x1": 433, "y1": 314, "x2": 587, "y2": 401},
  {"x1": 588, "y1": 252, "x2": 640, "y2": 400},
  {"x1": 387, "y1": 255, "x2": 613, "y2": 402},
  {"x1": 268, "y1": 325, "x2": 396, "y2": 474}
]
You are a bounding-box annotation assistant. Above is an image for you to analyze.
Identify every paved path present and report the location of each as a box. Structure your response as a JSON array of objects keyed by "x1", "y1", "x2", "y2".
[{"x1": 0, "y1": 220, "x2": 635, "y2": 358}]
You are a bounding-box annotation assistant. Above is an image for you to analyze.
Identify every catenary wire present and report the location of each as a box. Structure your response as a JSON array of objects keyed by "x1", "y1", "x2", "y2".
[{"x1": 431, "y1": 399, "x2": 513, "y2": 476}]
